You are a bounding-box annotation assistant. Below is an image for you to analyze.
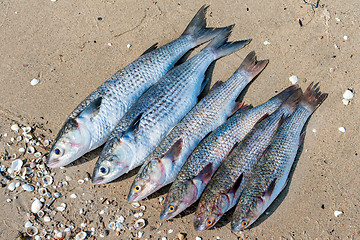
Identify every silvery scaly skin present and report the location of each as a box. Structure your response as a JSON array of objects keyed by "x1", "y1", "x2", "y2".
[
  {"x1": 92, "y1": 26, "x2": 252, "y2": 184},
  {"x1": 193, "y1": 88, "x2": 303, "y2": 232},
  {"x1": 47, "y1": 5, "x2": 226, "y2": 168},
  {"x1": 159, "y1": 85, "x2": 301, "y2": 221},
  {"x1": 127, "y1": 51, "x2": 267, "y2": 202},
  {"x1": 231, "y1": 83, "x2": 327, "y2": 232}
]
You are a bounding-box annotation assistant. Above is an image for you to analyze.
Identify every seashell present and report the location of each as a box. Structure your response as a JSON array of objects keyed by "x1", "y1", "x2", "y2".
[
  {"x1": 140, "y1": 205, "x2": 146, "y2": 211},
  {"x1": 22, "y1": 126, "x2": 32, "y2": 133},
  {"x1": 11, "y1": 159, "x2": 23, "y2": 172},
  {"x1": 19, "y1": 148, "x2": 26, "y2": 153},
  {"x1": 37, "y1": 210, "x2": 45, "y2": 218},
  {"x1": 75, "y1": 231, "x2": 87, "y2": 240},
  {"x1": 138, "y1": 231, "x2": 144, "y2": 238},
  {"x1": 134, "y1": 212, "x2": 143, "y2": 218},
  {"x1": 134, "y1": 219, "x2": 146, "y2": 230},
  {"x1": 334, "y1": 210, "x2": 343, "y2": 217},
  {"x1": 42, "y1": 175, "x2": 53, "y2": 186},
  {"x1": 44, "y1": 216, "x2": 51, "y2": 222},
  {"x1": 43, "y1": 140, "x2": 50, "y2": 147},
  {"x1": 289, "y1": 75, "x2": 298, "y2": 84},
  {"x1": 34, "y1": 152, "x2": 42, "y2": 158},
  {"x1": 30, "y1": 78, "x2": 40, "y2": 86},
  {"x1": 65, "y1": 176, "x2": 72, "y2": 181},
  {"x1": 338, "y1": 127, "x2": 346, "y2": 133},
  {"x1": 53, "y1": 192, "x2": 61, "y2": 198},
  {"x1": 11, "y1": 124, "x2": 20, "y2": 132},
  {"x1": 26, "y1": 226, "x2": 39, "y2": 236},
  {"x1": 158, "y1": 196, "x2": 164, "y2": 203},
  {"x1": 80, "y1": 222, "x2": 87, "y2": 228},
  {"x1": 131, "y1": 202, "x2": 140, "y2": 208},
  {"x1": 108, "y1": 222, "x2": 116, "y2": 230},
  {"x1": 34, "y1": 236, "x2": 41, "y2": 240},
  {"x1": 70, "y1": 193, "x2": 77, "y2": 199},
  {"x1": 115, "y1": 221, "x2": 122, "y2": 231},
  {"x1": 54, "y1": 231, "x2": 65, "y2": 240},
  {"x1": 62, "y1": 181, "x2": 68, "y2": 186},
  {"x1": 117, "y1": 215, "x2": 125, "y2": 223},
  {"x1": 31, "y1": 199, "x2": 43, "y2": 213},
  {"x1": 11, "y1": 153, "x2": 17, "y2": 159},
  {"x1": 27, "y1": 146, "x2": 35, "y2": 154},
  {"x1": 24, "y1": 221, "x2": 33, "y2": 228},
  {"x1": 7, "y1": 167, "x2": 14, "y2": 175},
  {"x1": 24, "y1": 138, "x2": 30, "y2": 143},
  {"x1": 343, "y1": 89, "x2": 354, "y2": 100},
  {"x1": 8, "y1": 182, "x2": 16, "y2": 191},
  {"x1": 16, "y1": 136, "x2": 22, "y2": 142},
  {"x1": 64, "y1": 228, "x2": 71, "y2": 233},
  {"x1": 56, "y1": 203, "x2": 67, "y2": 212},
  {"x1": 38, "y1": 187, "x2": 48, "y2": 196},
  {"x1": 20, "y1": 167, "x2": 31, "y2": 178},
  {"x1": 36, "y1": 171, "x2": 44, "y2": 178},
  {"x1": 77, "y1": 179, "x2": 84, "y2": 184},
  {"x1": 22, "y1": 184, "x2": 35, "y2": 192},
  {"x1": 15, "y1": 182, "x2": 21, "y2": 188}
]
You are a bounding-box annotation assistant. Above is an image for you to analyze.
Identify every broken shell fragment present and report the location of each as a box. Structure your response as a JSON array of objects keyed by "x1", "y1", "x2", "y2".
[
  {"x1": 26, "y1": 226, "x2": 39, "y2": 236},
  {"x1": 22, "y1": 126, "x2": 32, "y2": 134},
  {"x1": 343, "y1": 89, "x2": 354, "y2": 100},
  {"x1": 37, "y1": 210, "x2": 45, "y2": 218},
  {"x1": 42, "y1": 175, "x2": 53, "y2": 186},
  {"x1": 53, "y1": 192, "x2": 61, "y2": 198},
  {"x1": 27, "y1": 146, "x2": 35, "y2": 154},
  {"x1": 38, "y1": 187, "x2": 47, "y2": 196},
  {"x1": 34, "y1": 152, "x2": 42, "y2": 158},
  {"x1": 11, "y1": 124, "x2": 20, "y2": 132},
  {"x1": 44, "y1": 216, "x2": 51, "y2": 222},
  {"x1": 134, "y1": 219, "x2": 146, "y2": 230},
  {"x1": 56, "y1": 203, "x2": 67, "y2": 212},
  {"x1": 334, "y1": 210, "x2": 343, "y2": 217},
  {"x1": 75, "y1": 231, "x2": 87, "y2": 240},
  {"x1": 131, "y1": 202, "x2": 140, "y2": 208},
  {"x1": 43, "y1": 140, "x2": 50, "y2": 147},
  {"x1": 54, "y1": 231, "x2": 65, "y2": 240},
  {"x1": 31, "y1": 199, "x2": 43, "y2": 213},
  {"x1": 22, "y1": 184, "x2": 35, "y2": 192},
  {"x1": 11, "y1": 159, "x2": 23, "y2": 172},
  {"x1": 108, "y1": 222, "x2": 116, "y2": 230},
  {"x1": 8, "y1": 182, "x2": 16, "y2": 191}
]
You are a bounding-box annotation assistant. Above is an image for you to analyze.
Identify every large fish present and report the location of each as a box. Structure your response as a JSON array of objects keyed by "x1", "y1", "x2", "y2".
[
  {"x1": 193, "y1": 88, "x2": 302, "y2": 232},
  {"x1": 127, "y1": 51, "x2": 268, "y2": 202},
  {"x1": 91, "y1": 26, "x2": 251, "y2": 184},
  {"x1": 231, "y1": 83, "x2": 327, "y2": 232},
  {"x1": 159, "y1": 85, "x2": 300, "y2": 221},
  {"x1": 47, "y1": 5, "x2": 226, "y2": 168}
]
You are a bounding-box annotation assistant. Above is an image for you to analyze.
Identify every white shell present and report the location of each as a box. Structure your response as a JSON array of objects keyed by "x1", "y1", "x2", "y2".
[
  {"x1": 78, "y1": 179, "x2": 85, "y2": 184},
  {"x1": 289, "y1": 75, "x2": 298, "y2": 84},
  {"x1": 44, "y1": 216, "x2": 51, "y2": 222},
  {"x1": 334, "y1": 210, "x2": 343, "y2": 217},
  {"x1": 8, "y1": 182, "x2": 16, "y2": 191},
  {"x1": 27, "y1": 146, "x2": 35, "y2": 154},
  {"x1": 22, "y1": 126, "x2": 32, "y2": 134},
  {"x1": 134, "y1": 219, "x2": 146, "y2": 229},
  {"x1": 127, "y1": 43, "x2": 132, "y2": 48},
  {"x1": 343, "y1": 35, "x2": 349, "y2": 40},
  {"x1": 342, "y1": 99, "x2": 350, "y2": 105},
  {"x1": 108, "y1": 222, "x2": 116, "y2": 230},
  {"x1": 34, "y1": 152, "x2": 42, "y2": 158},
  {"x1": 24, "y1": 221, "x2": 33, "y2": 228},
  {"x1": 140, "y1": 205, "x2": 146, "y2": 211},
  {"x1": 54, "y1": 192, "x2": 61, "y2": 198},
  {"x1": 15, "y1": 182, "x2": 21, "y2": 188},
  {"x1": 38, "y1": 187, "x2": 47, "y2": 196},
  {"x1": 43, "y1": 140, "x2": 50, "y2": 147},
  {"x1": 42, "y1": 175, "x2": 54, "y2": 186},
  {"x1": 138, "y1": 231, "x2": 143, "y2": 238},
  {"x1": 117, "y1": 215, "x2": 125, "y2": 223},
  {"x1": 131, "y1": 202, "x2": 140, "y2": 208},
  {"x1": 158, "y1": 197, "x2": 164, "y2": 203},
  {"x1": 338, "y1": 127, "x2": 346, "y2": 133},
  {"x1": 22, "y1": 184, "x2": 35, "y2": 192},
  {"x1": 19, "y1": 147, "x2": 26, "y2": 153},
  {"x1": 134, "y1": 212, "x2": 143, "y2": 218},
  {"x1": 263, "y1": 40, "x2": 271, "y2": 45},
  {"x1": 195, "y1": 237, "x2": 202, "y2": 240},
  {"x1": 16, "y1": 136, "x2": 22, "y2": 141},
  {"x1": 75, "y1": 231, "x2": 87, "y2": 240},
  {"x1": 30, "y1": 78, "x2": 39, "y2": 86},
  {"x1": 70, "y1": 193, "x2": 77, "y2": 199},
  {"x1": 11, "y1": 124, "x2": 20, "y2": 132},
  {"x1": 343, "y1": 89, "x2": 354, "y2": 100},
  {"x1": 37, "y1": 210, "x2": 45, "y2": 218},
  {"x1": 56, "y1": 203, "x2": 67, "y2": 212},
  {"x1": 11, "y1": 159, "x2": 23, "y2": 172},
  {"x1": 26, "y1": 226, "x2": 39, "y2": 236},
  {"x1": 31, "y1": 199, "x2": 43, "y2": 213}
]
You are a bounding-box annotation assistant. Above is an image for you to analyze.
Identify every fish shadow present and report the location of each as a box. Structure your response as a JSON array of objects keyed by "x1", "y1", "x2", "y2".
[{"x1": 67, "y1": 146, "x2": 104, "y2": 167}]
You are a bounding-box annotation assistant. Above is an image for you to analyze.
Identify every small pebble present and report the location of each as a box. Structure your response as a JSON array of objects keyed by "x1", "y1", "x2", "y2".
[
  {"x1": 343, "y1": 89, "x2": 354, "y2": 100},
  {"x1": 263, "y1": 40, "x2": 271, "y2": 45},
  {"x1": 289, "y1": 75, "x2": 298, "y2": 84},
  {"x1": 159, "y1": 197, "x2": 164, "y2": 203},
  {"x1": 70, "y1": 193, "x2": 78, "y2": 199},
  {"x1": 127, "y1": 43, "x2": 132, "y2": 48},
  {"x1": 168, "y1": 229, "x2": 174, "y2": 234},
  {"x1": 312, "y1": 129, "x2": 317, "y2": 133},
  {"x1": 30, "y1": 78, "x2": 40, "y2": 86},
  {"x1": 11, "y1": 124, "x2": 20, "y2": 132},
  {"x1": 338, "y1": 127, "x2": 346, "y2": 133},
  {"x1": 342, "y1": 99, "x2": 350, "y2": 105},
  {"x1": 6, "y1": 198, "x2": 12, "y2": 203},
  {"x1": 334, "y1": 210, "x2": 343, "y2": 217},
  {"x1": 19, "y1": 147, "x2": 26, "y2": 153},
  {"x1": 329, "y1": 68, "x2": 335, "y2": 73},
  {"x1": 108, "y1": 43, "x2": 112, "y2": 46},
  {"x1": 44, "y1": 216, "x2": 51, "y2": 222},
  {"x1": 343, "y1": 35, "x2": 348, "y2": 41},
  {"x1": 196, "y1": 237, "x2": 202, "y2": 240},
  {"x1": 335, "y1": 17, "x2": 341, "y2": 22}
]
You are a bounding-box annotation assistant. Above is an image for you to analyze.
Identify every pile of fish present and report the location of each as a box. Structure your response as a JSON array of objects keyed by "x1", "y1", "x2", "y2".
[{"x1": 46, "y1": 5, "x2": 328, "y2": 232}]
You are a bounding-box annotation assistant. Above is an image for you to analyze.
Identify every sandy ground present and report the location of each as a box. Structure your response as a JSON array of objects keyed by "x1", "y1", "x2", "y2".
[{"x1": 0, "y1": 0, "x2": 359, "y2": 239}]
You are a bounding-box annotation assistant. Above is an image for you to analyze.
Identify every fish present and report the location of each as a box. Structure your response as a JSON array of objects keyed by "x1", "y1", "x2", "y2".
[
  {"x1": 159, "y1": 85, "x2": 301, "y2": 221},
  {"x1": 46, "y1": 5, "x2": 227, "y2": 168},
  {"x1": 231, "y1": 83, "x2": 327, "y2": 232},
  {"x1": 127, "y1": 51, "x2": 268, "y2": 202},
  {"x1": 193, "y1": 87, "x2": 303, "y2": 232},
  {"x1": 91, "y1": 26, "x2": 251, "y2": 184}
]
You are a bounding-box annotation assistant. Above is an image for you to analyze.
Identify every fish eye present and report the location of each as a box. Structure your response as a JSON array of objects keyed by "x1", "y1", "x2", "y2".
[
  {"x1": 134, "y1": 185, "x2": 141, "y2": 192},
  {"x1": 168, "y1": 205, "x2": 176, "y2": 213},
  {"x1": 206, "y1": 218, "x2": 213, "y2": 226},
  {"x1": 54, "y1": 148, "x2": 63, "y2": 156},
  {"x1": 99, "y1": 166, "x2": 109, "y2": 175},
  {"x1": 241, "y1": 220, "x2": 248, "y2": 227}
]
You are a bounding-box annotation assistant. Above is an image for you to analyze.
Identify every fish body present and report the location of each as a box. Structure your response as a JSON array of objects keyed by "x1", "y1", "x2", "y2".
[
  {"x1": 91, "y1": 27, "x2": 252, "y2": 184},
  {"x1": 160, "y1": 85, "x2": 300, "y2": 221},
  {"x1": 47, "y1": 5, "x2": 226, "y2": 168},
  {"x1": 193, "y1": 88, "x2": 302, "y2": 232},
  {"x1": 231, "y1": 84, "x2": 327, "y2": 232},
  {"x1": 128, "y1": 51, "x2": 268, "y2": 202}
]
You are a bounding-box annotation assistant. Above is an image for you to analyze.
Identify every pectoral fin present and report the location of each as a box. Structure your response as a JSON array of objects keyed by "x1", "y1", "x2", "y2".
[
  {"x1": 141, "y1": 43, "x2": 158, "y2": 56},
  {"x1": 79, "y1": 97, "x2": 102, "y2": 119},
  {"x1": 162, "y1": 138, "x2": 183, "y2": 162},
  {"x1": 193, "y1": 163, "x2": 213, "y2": 184},
  {"x1": 227, "y1": 173, "x2": 243, "y2": 196}
]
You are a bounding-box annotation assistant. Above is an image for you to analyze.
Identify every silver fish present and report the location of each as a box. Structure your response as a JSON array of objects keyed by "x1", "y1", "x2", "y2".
[
  {"x1": 127, "y1": 51, "x2": 268, "y2": 202},
  {"x1": 91, "y1": 26, "x2": 251, "y2": 184},
  {"x1": 160, "y1": 85, "x2": 301, "y2": 221},
  {"x1": 47, "y1": 5, "x2": 225, "y2": 168},
  {"x1": 193, "y1": 88, "x2": 302, "y2": 232},
  {"x1": 231, "y1": 83, "x2": 327, "y2": 231}
]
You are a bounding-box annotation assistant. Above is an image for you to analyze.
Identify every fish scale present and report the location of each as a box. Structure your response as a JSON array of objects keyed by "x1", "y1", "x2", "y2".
[
  {"x1": 47, "y1": 5, "x2": 227, "y2": 168},
  {"x1": 127, "y1": 51, "x2": 269, "y2": 202},
  {"x1": 193, "y1": 88, "x2": 302, "y2": 232},
  {"x1": 231, "y1": 83, "x2": 327, "y2": 232},
  {"x1": 159, "y1": 85, "x2": 300, "y2": 221}
]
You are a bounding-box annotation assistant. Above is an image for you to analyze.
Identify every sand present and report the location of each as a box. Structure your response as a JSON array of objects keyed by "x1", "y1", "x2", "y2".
[{"x1": 0, "y1": 0, "x2": 359, "y2": 239}]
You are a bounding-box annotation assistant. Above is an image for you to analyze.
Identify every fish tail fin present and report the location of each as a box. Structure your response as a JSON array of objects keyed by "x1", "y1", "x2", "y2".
[
  {"x1": 236, "y1": 51, "x2": 269, "y2": 79},
  {"x1": 273, "y1": 84, "x2": 302, "y2": 102},
  {"x1": 282, "y1": 87, "x2": 303, "y2": 108},
  {"x1": 301, "y1": 82, "x2": 328, "y2": 112},
  {"x1": 204, "y1": 25, "x2": 251, "y2": 59},
  {"x1": 182, "y1": 5, "x2": 226, "y2": 46}
]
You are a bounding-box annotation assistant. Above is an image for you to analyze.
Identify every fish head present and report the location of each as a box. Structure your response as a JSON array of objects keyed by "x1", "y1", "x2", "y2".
[
  {"x1": 160, "y1": 179, "x2": 198, "y2": 220},
  {"x1": 91, "y1": 137, "x2": 134, "y2": 184},
  {"x1": 193, "y1": 193, "x2": 230, "y2": 232},
  {"x1": 231, "y1": 196, "x2": 264, "y2": 232},
  {"x1": 47, "y1": 118, "x2": 91, "y2": 168},
  {"x1": 128, "y1": 157, "x2": 165, "y2": 202}
]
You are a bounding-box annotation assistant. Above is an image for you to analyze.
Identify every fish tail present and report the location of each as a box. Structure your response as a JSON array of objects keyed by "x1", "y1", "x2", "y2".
[
  {"x1": 182, "y1": 5, "x2": 226, "y2": 45},
  {"x1": 300, "y1": 82, "x2": 328, "y2": 112},
  {"x1": 204, "y1": 25, "x2": 251, "y2": 59},
  {"x1": 237, "y1": 51, "x2": 269, "y2": 79},
  {"x1": 273, "y1": 84, "x2": 302, "y2": 102},
  {"x1": 281, "y1": 87, "x2": 303, "y2": 109}
]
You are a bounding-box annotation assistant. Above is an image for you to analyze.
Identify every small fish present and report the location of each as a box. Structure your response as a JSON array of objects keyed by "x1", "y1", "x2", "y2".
[
  {"x1": 193, "y1": 88, "x2": 302, "y2": 232},
  {"x1": 47, "y1": 5, "x2": 226, "y2": 168},
  {"x1": 160, "y1": 85, "x2": 300, "y2": 221},
  {"x1": 231, "y1": 83, "x2": 327, "y2": 232},
  {"x1": 91, "y1": 26, "x2": 251, "y2": 184},
  {"x1": 127, "y1": 51, "x2": 267, "y2": 202}
]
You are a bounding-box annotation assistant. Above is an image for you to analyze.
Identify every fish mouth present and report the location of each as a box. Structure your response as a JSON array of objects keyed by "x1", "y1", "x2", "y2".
[
  {"x1": 47, "y1": 158, "x2": 63, "y2": 169},
  {"x1": 91, "y1": 176, "x2": 105, "y2": 185},
  {"x1": 127, "y1": 191, "x2": 141, "y2": 202}
]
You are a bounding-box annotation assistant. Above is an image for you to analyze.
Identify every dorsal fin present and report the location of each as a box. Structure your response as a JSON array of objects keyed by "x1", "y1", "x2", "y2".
[
  {"x1": 227, "y1": 173, "x2": 243, "y2": 196},
  {"x1": 162, "y1": 138, "x2": 183, "y2": 162},
  {"x1": 193, "y1": 163, "x2": 213, "y2": 184},
  {"x1": 141, "y1": 43, "x2": 158, "y2": 56},
  {"x1": 79, "y1": 97, "x2": 102, "y2": 119}
]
